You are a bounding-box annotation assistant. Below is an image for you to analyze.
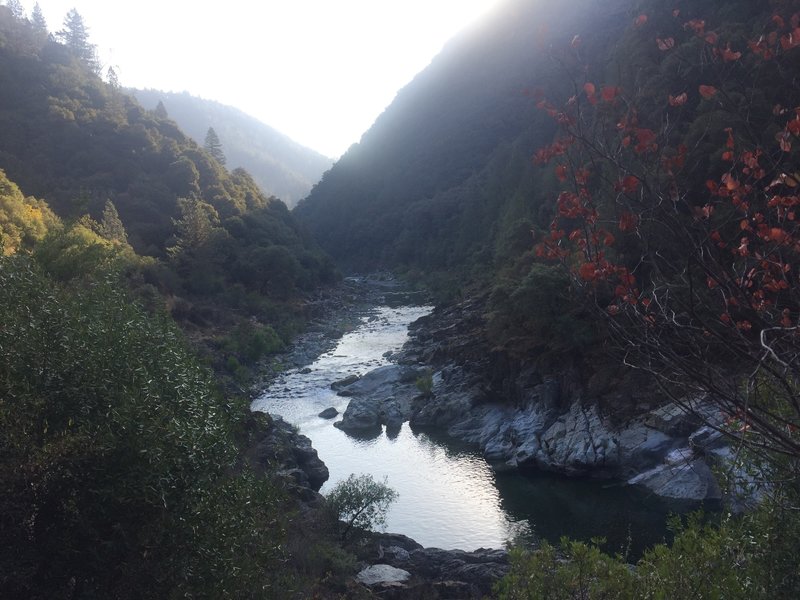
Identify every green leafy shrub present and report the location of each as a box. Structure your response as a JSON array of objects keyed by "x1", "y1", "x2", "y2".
[
  {"x1": 415, "y1": 369, "x2": 434, "y2": 397},
  {"x1": 496, "y1": 495, "x2": 800, "y2": 600},
  {"x1": 0, "y1": 252, "x2": 291, "y2": 597},
  {"x1": 325, "y1": 474, "x2": 398, "y2": 542}
]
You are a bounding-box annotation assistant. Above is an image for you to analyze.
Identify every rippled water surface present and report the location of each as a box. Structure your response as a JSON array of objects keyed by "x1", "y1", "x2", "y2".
[{"x1": 252, "y1": 305, "x2": 674, "y2": 553}]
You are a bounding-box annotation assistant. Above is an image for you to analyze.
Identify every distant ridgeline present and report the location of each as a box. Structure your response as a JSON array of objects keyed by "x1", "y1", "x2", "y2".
[
  {"x1": 0, "y1": 5, "x2": 335, "y2": 320},
  {"x1": 131, "y1": 90, "x2": 333, "y2": 208}
]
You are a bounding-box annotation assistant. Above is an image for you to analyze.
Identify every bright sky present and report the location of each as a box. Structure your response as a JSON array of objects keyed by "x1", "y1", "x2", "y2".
[{"x1": 22, "y1": 1, "x2": 504, "y2": 157}]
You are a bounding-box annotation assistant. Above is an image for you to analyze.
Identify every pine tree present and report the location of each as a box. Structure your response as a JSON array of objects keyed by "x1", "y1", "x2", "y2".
[
  {"x1": 204, "y1": 127, "x2": 226, "y2": 165},
  {"x1": 31, "y1": 3, "x2": 48, "y2": 35},
  {"x1": 106, "y1": 66, "x2": 120, "y2": 91},
  {"x1": 58, "y1": 9, "x2": 100, "y2": 74},
  {"x1": 99, "y1": 200, "x2": 127, "y2": 244}
]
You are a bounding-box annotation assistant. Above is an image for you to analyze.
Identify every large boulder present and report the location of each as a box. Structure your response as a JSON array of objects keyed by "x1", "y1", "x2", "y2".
[
  {"x1": 334, "y1": 396, "x2": 383, "y2": 433},
  {"x1": 356, "y1": 564, "x2": 411, "y2": 586}
]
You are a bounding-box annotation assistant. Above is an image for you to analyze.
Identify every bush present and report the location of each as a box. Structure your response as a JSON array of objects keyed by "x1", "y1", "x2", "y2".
[
  {"x1": 495, "y1": 494, "x2": 800, "y2": 600},
  {"x1": 0, "y1": 252, "x2": 291, "y2": 597},
  {"x1": 415, "y1": 369, "x2": 434, "y2": 397}
]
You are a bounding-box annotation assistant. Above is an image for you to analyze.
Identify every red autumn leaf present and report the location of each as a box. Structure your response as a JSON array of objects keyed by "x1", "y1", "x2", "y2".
[
  {"x1": 686, "y1": 19, "x2": 706, "y2": 35},
  {"x1": 579, "y1": 262, "x2": 597, "y2": 281},
  {"x1": 603, "y1": 232, "x2": 616, "y2": 247},
  {"x1": 583, "y1": 82, "x2": 596, "y2": 95},
  {"x1": 725, "y1": 127, "x2": 735, "y2": 149},
  {"x1": 607, "y1": 304, "x2": 620, "y2": 315},
  {"x1": 668, "y1": 92, "x2": 688, "y2": 107},
  {"x1": 773, "y1": 14, "x2": 786, "y2": 28},
  {"x1": 770, "y1": 227, "x2": 790, "y2": 243},
  {"x1": 620, "y1": 175, "x2": 639, "y2": 194},
  {"x1": 601, "y1": 86, "x2": 620, "y2": 102},
  {"x1": 705, "y1": 32, "x2": 719, "y2": 45},
  {"x1": 699, "y1": 85, "x2": 718, "y2": 99},
  {"x1": 722, "y1": 173, "x2": 740, "y2": 191},
  {"x1": 555, "y1": 165, "x2": 568, "y2": 182},
  {"x1": 722, "y1": 151, "x2": 734, "y2": 161},
  {"x1": 634, "y1": 14, "x2": 648, "y2": 27},
  {"x1": 656, "y1": 37, "x2": 675, "y2": 51}
]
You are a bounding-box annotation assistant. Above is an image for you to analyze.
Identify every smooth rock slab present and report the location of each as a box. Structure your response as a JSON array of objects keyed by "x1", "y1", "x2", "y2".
[{"x1": 357, "y1": 564, "x2": 412, "y2": 586}]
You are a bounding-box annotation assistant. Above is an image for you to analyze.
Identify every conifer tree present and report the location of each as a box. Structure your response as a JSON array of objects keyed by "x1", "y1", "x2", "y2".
[
  {"x1": 31, "y1": 3, "x2": 48, "y2": 35},
  {"x1": 154, "y1": 100, "x2": 169, "y2": 120},
  {"x1": 99, "y1": 200, "x2": 127, "y2": 244},
  {"x1": 106, "y1": 66, "x2": 120, "y2": 91},
  {"x1": 58, "y1": 9, "x2": 100, "y2": 74},
  {"x1": 204, "y1": 127, "x2": 226, "y2": 165}
]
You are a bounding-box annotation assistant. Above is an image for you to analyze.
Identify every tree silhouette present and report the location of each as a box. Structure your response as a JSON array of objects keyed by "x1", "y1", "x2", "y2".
[
  {"x1": 58, "y1": 9, "x2": 100, "y2": 74},
  {"x1": 154, "y1": 100, "x2": 169, "y2": 120},
  {"x1": 30, "y1": 3, "x2": 47, "y2": 36}
]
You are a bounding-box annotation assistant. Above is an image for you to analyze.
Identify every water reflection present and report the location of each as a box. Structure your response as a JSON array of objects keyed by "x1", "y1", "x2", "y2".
[{"x1": 252, "y1": 304, "x2": 674, "y2": 554}]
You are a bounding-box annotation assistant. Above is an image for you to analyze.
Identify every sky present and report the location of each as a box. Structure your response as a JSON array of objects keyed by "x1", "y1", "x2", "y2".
[{"x1": 21, "y1": 1, "x2": 505, "y2": 158}]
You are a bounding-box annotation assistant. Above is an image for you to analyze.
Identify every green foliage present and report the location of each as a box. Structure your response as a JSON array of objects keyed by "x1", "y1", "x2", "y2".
[
  {"x1": 488, "y1": 263, "x2": 599, "y2": 357},
  {"x1": 496, "y1": 540, "x2": 636, "y2": 599},
  {"x1": 98, "y1": 198, "x2": 127, "y2": 244},
  {"x1": 223, "y1": 321, "x2": 285, "y2": 363},
  {"x1": 0, "y1": 12, "x2": 334, "y2": 312},
  {"x1": 496, "y1": 493, "x2": 800, "y2": 600},
  {"x1": 0, "y1": 169, "x2": 60, "y2": 254},
  {"x1": 326, "y1": 474, "x2": 398, "y2": 541},
  {"x1": 133, "y1": 89, "x2": 333, "y2": 208},
  {"x1": 0, "y1": 252, "x2": 291, "y2": 597},
  {"x1": 415, "y1": 369, "x2": 434, "y2": 397}
]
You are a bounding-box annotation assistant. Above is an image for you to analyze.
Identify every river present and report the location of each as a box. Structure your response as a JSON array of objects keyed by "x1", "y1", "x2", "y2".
[{"x1": 252, "y1": 302, "x2": 676, "y2": 556}]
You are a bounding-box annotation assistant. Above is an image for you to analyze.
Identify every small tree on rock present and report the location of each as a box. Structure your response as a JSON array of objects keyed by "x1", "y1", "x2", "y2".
[{"x1": 326, "y1": 473, "x2": 398, "y2": 541}]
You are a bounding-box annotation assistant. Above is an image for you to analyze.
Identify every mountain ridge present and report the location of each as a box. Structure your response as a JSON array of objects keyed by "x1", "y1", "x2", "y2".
[{"x1": 132, "y1": 89, "x2": 333, "y2": 207}]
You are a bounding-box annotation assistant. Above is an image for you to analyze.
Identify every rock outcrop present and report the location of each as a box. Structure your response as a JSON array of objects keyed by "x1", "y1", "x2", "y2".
[
  {"x1": 243, "y1": 412, "x2": 329, "y2": 497},
  {"x1": 333, "y1": 364, "x2": 424, "y2": 433},
  {"x1": 354, "y1": 532, "x2": 510, "y2": 598}
]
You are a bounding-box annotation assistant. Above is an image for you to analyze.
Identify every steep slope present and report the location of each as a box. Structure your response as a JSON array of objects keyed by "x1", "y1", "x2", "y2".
[
  {"x1": 0, "y1": 6, "x2": 336, "y2": 360},
  {"x1": 294, "y1": 0, "x2": 628, "y2": 276},
  {"x1": 132, "y1": 89, "x2": 333, "y2": 207}
]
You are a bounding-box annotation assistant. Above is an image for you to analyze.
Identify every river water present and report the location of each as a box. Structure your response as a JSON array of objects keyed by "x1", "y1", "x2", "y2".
[{"x1": 252, "y1": 303, "x2": 675, "y2": 555}]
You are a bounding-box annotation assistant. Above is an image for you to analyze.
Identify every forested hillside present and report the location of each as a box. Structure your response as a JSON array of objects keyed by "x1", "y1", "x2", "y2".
[
  {"x1": 0, "y1": 5, "x2": 336, "y2": 366},
  {"x1": 132, "y1": 89, "x2": 333, "y2": 207},
  {"x1": 294, "y1": 0, "x2": 626, "y2": 275}
]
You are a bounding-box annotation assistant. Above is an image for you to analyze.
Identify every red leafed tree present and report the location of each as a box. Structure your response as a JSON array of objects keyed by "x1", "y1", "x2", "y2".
[{"x1": 534, "y1": 2, "x2": 800, "y2": 461}]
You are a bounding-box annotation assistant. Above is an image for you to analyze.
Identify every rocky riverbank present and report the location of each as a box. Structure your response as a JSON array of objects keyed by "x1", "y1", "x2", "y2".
[{"x1": 330, "y1": 294, "x2": 735, "y2": 504}]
